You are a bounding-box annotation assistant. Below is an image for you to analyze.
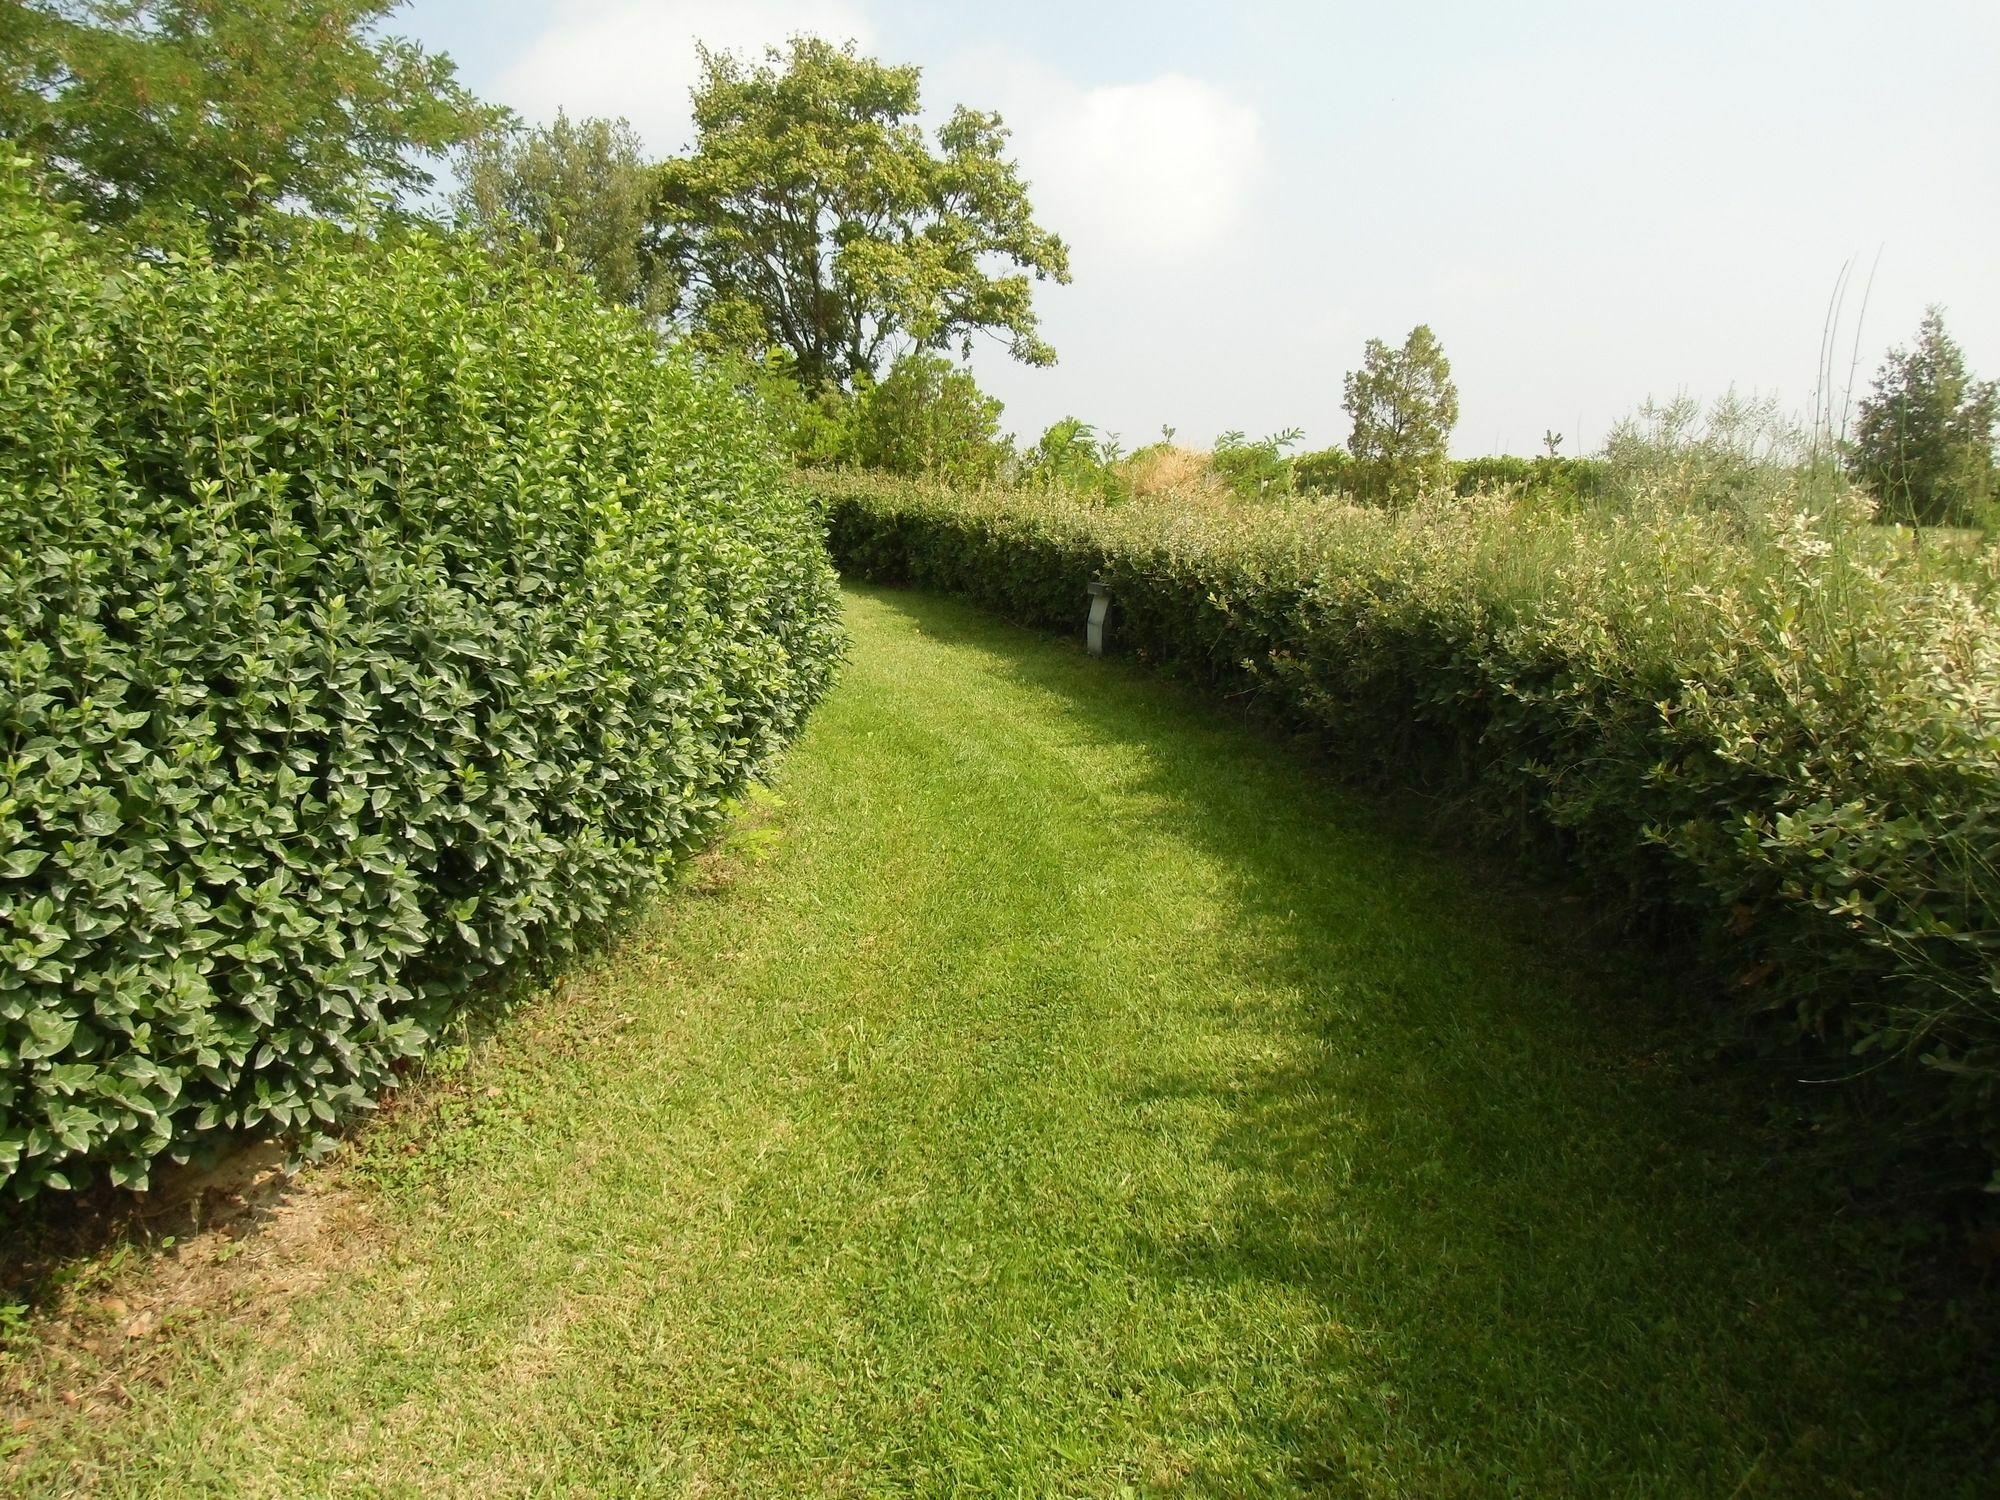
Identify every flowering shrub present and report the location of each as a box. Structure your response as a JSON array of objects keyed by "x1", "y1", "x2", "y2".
[
  {"x1": 0, "y1": 169, "x2": 843, "y2": 1197},
  {"x1": 815, "y1": 467, "x2": 2000, "y2": 1190}
]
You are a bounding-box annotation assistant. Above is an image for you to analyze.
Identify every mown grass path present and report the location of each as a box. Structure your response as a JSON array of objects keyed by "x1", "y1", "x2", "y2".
[{"x1": 12, "y1": 586, "x2": 1990, "y2": 1497}]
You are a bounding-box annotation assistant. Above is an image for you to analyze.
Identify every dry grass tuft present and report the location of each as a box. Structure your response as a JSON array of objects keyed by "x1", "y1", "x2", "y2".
[{"x1": 1121, "y1": 444, "x2": 1223, "y2": 503}]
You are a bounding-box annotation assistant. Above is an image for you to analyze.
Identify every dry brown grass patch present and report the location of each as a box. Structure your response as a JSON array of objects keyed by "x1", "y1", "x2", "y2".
[
  {"x1": 1, "y1": 1144, "x2": 382, "y2": 1483},
  {"x1": 1122, "y1": 444, "x2": 1224, "y2": 502}
]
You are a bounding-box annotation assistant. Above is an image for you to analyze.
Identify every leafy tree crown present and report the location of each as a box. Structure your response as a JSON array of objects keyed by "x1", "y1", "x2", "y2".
[
  {"x1": 1341, "y1": 324, "x2": 1460, "y2": 503},
  {"x1": 0, "y1": 0, "x2": 495, "y2": 239},
  {"x1": 455, "y1": 111, "x2": 670, "y2": 314},
  {"x1": 654, "y1": 36, "x2": 1071, "y2": 392}
]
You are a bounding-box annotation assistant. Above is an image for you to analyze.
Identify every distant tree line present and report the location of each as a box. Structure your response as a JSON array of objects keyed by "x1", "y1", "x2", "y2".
[{"x1": 0, "y1": 2, "x2": 1991, "y2": 525}]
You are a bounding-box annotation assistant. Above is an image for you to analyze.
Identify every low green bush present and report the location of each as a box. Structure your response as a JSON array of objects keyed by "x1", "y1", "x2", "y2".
[
  {"x1": 738, "y1": 352, "x2": 1012, "y2": 487},
  {"x1": 1599, "y1": 391, "x2": 1809, "y2": 520},
  {"x1": 1019, "y1": 418, "x2": 1130, "y2": 503},
  {"x1": 1292, "y1": 445, "x2": 1355, "y2": 496},
  {"x1": 1452, "y1": 455, "x2": 1608, "y2": 503},
  {"x1": 813, "y1": 467, "x2": 2000, "y2": 1192},
  {"x1": 0, "y1": 167, "x2": 843, "y2": 1198},
  {"x1": 1210, "y1": 428, "x2": 1303, "y2": 499},
  {"x1": 852, "y1": 353, "x2": 1008, "y2": 486},
  {"x1": 1297, "y1": 448, "x2": 1608, "y2": 505}
]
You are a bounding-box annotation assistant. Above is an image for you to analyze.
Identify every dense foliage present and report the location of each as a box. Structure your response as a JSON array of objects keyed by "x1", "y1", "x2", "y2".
[
  {"x1": 453, "y1": 111, "x2": 669, "y2": 316},
  {"x1": 1287, "y1": 444, "x2": 1353, "y2": 496},
  {"x1": 1850, "y1": 308, "x2": 1998, "y2": 529},
  {"x1": 1341, "y1": 324, "x2": 1459, "y2": 502},
  {"x1": 747, "y1": 349, "x2": 1012, "y2": 484},
  {"x1": 1210, "y1": 428, "x2": 1304, "y2": 499},
  {"x1": 0, "y1": 171, "x2": 843, "y2": 1197},
  {"x1": 0, "y1": 0, "x2": 493, "y2": 240},
  {"x1": 852, "y1": 353, "x2": 1007, "y2": 485},
  {"x1": 812, "y1": 467, "x2": 2000, "y2": 1192},
  {"x1": 1448, "y1": 454, "x2": 1607, "y2": 503},
  {"x1": 655, "y1": 37, "x2": 1071, "y2": 391},
  {"x1": 1296, "y1": 448, "x2": 1609, "y2": 505},
  {"x1": 1597, "y1": 391, "x2": 1817, "y2": 521},
  {"x1": 1018, "y1": 418, "x2": 1129, "y2": 501}
]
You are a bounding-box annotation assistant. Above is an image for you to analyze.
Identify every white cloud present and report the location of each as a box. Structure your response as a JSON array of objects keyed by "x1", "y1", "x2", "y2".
[
  {"x1": 1004, "y1": 72, "x2": 1266, "y2": 268},
  {"x1": 495, "y1": 15, "x2": 1261, "y2": 266},
  {"x1": 494, "y1": 0, "x2": 873, "y2": 154}
]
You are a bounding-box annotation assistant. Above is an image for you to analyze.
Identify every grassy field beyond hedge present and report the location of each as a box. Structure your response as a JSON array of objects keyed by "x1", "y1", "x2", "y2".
[{"x1": 8, "y1": 587, "x2": 1992, "y2": 1497}]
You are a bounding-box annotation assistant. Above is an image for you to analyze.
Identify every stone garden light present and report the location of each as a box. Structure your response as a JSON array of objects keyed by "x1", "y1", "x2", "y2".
[{"x1": 1086, "y1": 579, "x2": 1112, "y2": 656}]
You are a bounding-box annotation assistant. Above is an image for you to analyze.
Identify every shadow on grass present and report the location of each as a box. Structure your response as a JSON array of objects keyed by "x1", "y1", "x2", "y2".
[{"x1": 852, "y1": 581, "x2": 2000, "y2": 1495}]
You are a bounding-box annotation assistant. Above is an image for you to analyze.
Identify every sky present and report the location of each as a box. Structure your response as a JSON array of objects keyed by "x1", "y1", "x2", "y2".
[{"x1": 394, "y1": 0, "x2": 2000, "y2": 458}]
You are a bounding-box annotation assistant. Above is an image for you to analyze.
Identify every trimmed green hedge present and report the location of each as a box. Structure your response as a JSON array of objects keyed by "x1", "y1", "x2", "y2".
[
  {"x1": 1450, "y1": 454, "x2": 1608, "y2": 502},
  {"x1": 0, "y1": 171, "x2": 842, "y2": 1197},
  {"x1": 1294, "y1": 447, "x2": 1608, "y2": 503},
  {"x1": 814, "y1": 468, "x2": 2000, "y2": 1193},
  {"x1": 1288, "y1": 445, "x2": 1353, "y2": 495}
]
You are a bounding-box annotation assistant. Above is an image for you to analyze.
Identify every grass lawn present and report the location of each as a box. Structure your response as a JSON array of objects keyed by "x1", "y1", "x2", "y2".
[{"x1": 4, "y1": 584, "x2": 1992, "y2": 1497}]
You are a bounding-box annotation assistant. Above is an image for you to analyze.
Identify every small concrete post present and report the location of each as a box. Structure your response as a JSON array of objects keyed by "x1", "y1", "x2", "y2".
[{"x1": 1085, "y1": 579, "x2": 1112, "y2": 657}]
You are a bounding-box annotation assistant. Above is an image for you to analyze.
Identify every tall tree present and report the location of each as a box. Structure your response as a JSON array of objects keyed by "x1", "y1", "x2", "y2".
[
  {"x1": 1342, "y1": 324, "x2": 1460, "y2": 503},
  {"x1": 0, "y1": 0, "x2": 493, "y2": 238},
  {"x1": 455, "y1": 112, "x2": 667, "y2": 314},
  {"x1": 654, "y1": 37, "x2": 1071, "y2": 392},
  {"x1": 1849, "y1": 308, "x2": 1997, "y2": 528}
]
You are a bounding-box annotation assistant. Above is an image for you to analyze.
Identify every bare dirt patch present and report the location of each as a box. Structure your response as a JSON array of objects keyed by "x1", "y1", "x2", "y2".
[{"x1": 2, "y1": 1139, "x2": 383, "y2": 1480}]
